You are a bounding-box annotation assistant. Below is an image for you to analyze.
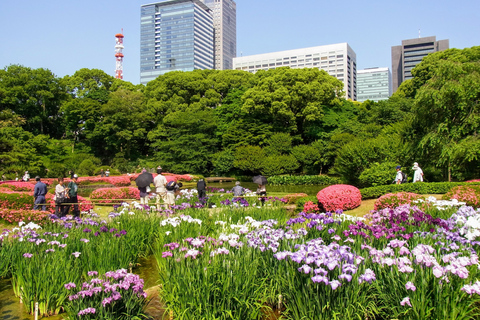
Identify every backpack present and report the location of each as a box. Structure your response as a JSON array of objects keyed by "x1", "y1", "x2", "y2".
[
  {"x1": 401, "y1": 172, "x2": 408, "y2": 184},
  {"x1": 166, "y1": 181, "x2": 176, "y2": 191}
]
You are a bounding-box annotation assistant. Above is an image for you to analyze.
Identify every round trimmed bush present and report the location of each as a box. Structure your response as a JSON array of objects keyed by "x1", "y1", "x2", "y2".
[
  {"x1": 316, "y1": 184, "x2": 362, "y2": 212},
  {"x1": 374, "y1": 192, "x2": 424, "y2": 210}
]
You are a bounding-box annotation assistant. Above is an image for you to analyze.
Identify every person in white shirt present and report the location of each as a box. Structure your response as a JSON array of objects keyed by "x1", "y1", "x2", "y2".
[
  {"x1": 412, "y1": 162, "x2": 424, "y2": 183},
  {"x1": 153, "y1": 167, "x2": 167, "y2": 210},
  {"x1": 395, "y1": 166, "x2": 403, "y2": 184}
]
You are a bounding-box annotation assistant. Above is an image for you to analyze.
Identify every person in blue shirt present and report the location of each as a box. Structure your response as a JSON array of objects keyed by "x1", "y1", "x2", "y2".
[{"x1": 33, "y1": 176, "x2": 48, "y2": 211}]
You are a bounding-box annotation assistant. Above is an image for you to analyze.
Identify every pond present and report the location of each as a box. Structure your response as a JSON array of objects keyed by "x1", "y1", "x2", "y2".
[{"x1": 203, "y1": 181, "x2": 326, "y2": 196}]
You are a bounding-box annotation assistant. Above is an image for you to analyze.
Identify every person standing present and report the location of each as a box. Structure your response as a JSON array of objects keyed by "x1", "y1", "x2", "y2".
[
  {"x1": 22, "y1": 171, "x2": 30, "y2": 182},
  {"x1": 165, "y1": 180, "x2": 178, "y2": 210},
  {"x1": 256, "y1": 184, "x2": 267, "y2": 206},
  {"x1": 232, "y1": 181, "x2": 245, "y2": 198},
  {"x1": 54, "y1": 177, "x2": 67, "y2": 217},
  {"x1": 15, "y1": 171, "x2": 19, "y2": 181},
  {"x1": 33, "y1": 176, "x2": 48, "y2": 211},
  {"x1": 135, "y1": 169, "x2": 153, "y2": 205},
  {"x1": 65, "y1": 174, "x2": 80, "y2": 217},
  {"x1": 412, "y1": 162, "x2": 424, "y2": 183},
  {"x1": 395, "y1": 166, "x2": 403, "y2": 184},
  {"x1": 197, "y1": 178, "x2": 207, "y2": 200},
  {"x1": 105, "y1": 169, "x2": 110, "y2": 177},
  {"x1": 100, "y1": 169, "x2": 105, "y2": 177},
  {"x1": 153, "y1": 167, "x2": 167, "y2": 210}
]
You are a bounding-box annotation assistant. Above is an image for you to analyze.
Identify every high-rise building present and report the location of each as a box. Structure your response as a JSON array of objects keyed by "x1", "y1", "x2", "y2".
[
  {"x1": 391, "y1": 36, "x2": 449, "y2": 92},
  {"x1": 233, "y1": 43, "x2": 357, "y2": 100},
  {"x1": 357, "y1": 67, "x2": 392, "y2": 102},
  {"x1": 203, "y1": 0, "x2": 236, "y2": 70},
  {"x1": 140, "y1": 0, "x2": 214, "y2": 85}
]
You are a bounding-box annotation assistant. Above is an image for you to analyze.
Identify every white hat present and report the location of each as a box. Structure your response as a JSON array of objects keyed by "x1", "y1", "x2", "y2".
[
  {"x1": 413, "y1": 162, "x2": 418, "y2": 166},
  {"x1": 73, "y1": 174, "x2": 78, "y2": 178}
]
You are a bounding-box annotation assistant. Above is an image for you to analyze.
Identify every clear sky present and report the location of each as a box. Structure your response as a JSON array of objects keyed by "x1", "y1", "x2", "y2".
[{"x1": 0, "y1": 0, "x2": 478, "y2": 85}]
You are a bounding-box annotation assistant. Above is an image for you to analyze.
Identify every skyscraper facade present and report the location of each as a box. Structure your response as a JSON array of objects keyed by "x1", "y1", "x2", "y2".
[
  {"x1": 357, "y1": 67, "x2": 392, "y2": 102},
  {"x1": 140, "y1": 0, "x2": 214, "y2": 85},
  {"x1": 203, "y1": 0, "x2": 236, "y2": 70},
  {"x1": 233, "y1": 43, "x2": 357, "y2": 100},
  {"x1": 391, "y1": 36, "x2": 449, "y2": 92}
]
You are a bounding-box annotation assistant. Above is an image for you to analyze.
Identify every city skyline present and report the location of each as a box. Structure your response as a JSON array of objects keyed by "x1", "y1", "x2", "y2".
[{"x1": 0, "y1": 0, "x2": 478, "y2": 85}]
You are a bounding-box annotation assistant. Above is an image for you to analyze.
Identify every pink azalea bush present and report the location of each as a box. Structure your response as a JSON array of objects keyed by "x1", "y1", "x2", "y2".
[
  {"x1": 374, "y1": 192, "x2": 424, "y2": 211},
  {"x1": 0, "y1": 209, "x2": 49, "y2": 224},
  {"x1": 90, "y1": 187, "x2": 140, "y2": 203},
  {"x1": 443, "y1": 185, "x2": 480, "y2": 208},
  {"x1": 303, "y1": 200, "x2": 320, "y2": 213},
  {"x1": 0, "y1": 182, "x2": 35, "y2": 192},
  {"x1": 316, "y1": 184, "x2": 362, "y2": 212}
]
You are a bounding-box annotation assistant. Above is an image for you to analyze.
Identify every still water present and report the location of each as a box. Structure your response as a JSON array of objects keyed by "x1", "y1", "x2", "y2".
[{"x1": 203, "y1": 181, "x2": 326, "y2": 196}]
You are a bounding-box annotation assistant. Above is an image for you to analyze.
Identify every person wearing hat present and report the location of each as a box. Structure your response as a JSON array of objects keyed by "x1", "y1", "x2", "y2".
[
  {"x1": 395, "y1": 166, "x2": 403, "y2": 184},
  {"x1": 232, "y1": 181, "x2": 245, "y2": 198},
  {"x1": 33, "y1": 176, "x2": 48, "y2": 211},
  {"x1": 412, "y1": 162, "x2": 424, "y2": 183},
  {"x1": 153, "y1": 166, "x2": 167, "y2": 210},
  {"x1": 22, "y1": 171, "x2": 30, "y2": 182},
  {"x1": 65, "y1": 174, "x2": 80, "y2": 217}
]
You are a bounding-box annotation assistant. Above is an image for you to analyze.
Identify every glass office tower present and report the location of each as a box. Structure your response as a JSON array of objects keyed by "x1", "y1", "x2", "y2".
[
  {"x1": 140, "y1": 0, "x2": 214, "y2": 84},
  {"x1": 357, "y1": 67, "x2": 392, "y2": 102}
]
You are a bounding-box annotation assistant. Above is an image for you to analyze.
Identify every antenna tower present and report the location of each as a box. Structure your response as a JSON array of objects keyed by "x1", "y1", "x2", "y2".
[{"x1": 115, "y1": 30, "x2": 125, "y2": 79}]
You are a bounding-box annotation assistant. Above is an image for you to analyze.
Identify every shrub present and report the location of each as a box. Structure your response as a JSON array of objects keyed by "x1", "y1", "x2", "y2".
[
  {"x1": 90, "y1": 187, "x2": 140, "y2": 203},
  {"x1": 267, "y1": 175, "x2": 342, "y2": 186},
  {"x1": 373, "y1": 192, "x2": 424, "y2": 210},
  {"x1": 316, "y1": 184, "x2": 362, "y2": 212},
  {"x1": 358, "y1": 162, "x2": 398, "y2": 187},
  {"x1": 0, "y1": 182, "x2": 35, "y2": 192},
  {"x1": 443, "y1": 185, "x2": 480, "y2": 208},
  {"x1": 283, "y1": 193, "x2": 309, "y2": 204},
  {"x1": 0, "y1": 209, "x2": 49, "y2": 224},
  {"x1": 77, "y1": 159, "x2": 96, "y2": 176},
  {"x1": 0, "y1": 192, "x2": 34, "y2": 210},
  {"x1": 360, "y1": 181, "x2": 480, "y2": 200},
  {"x1": 303, "y1": 200, "x2": 320, "y2": 213}
]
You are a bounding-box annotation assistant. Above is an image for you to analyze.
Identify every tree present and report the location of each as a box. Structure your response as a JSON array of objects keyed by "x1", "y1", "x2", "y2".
[
  {"x1": 411, "y1": 47, "x2": 480, "y2": 181},
  {"x1": 233, "y1": 145, "x2": 266, "y2": 174},
  {"x1": 242, "y1": 68, "x2": 344, "y2": 140},
  {"x1": 0, "y1": 65, "x2": 67, "y2": 137}
]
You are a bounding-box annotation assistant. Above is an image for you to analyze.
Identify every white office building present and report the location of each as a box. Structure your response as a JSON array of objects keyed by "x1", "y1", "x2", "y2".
[
  {"x1": 357, "y1": 67, "x2": 392, "y2": 102},
  {"x1": 233, "y1": 43, "x2": 357, "y2": 100}
]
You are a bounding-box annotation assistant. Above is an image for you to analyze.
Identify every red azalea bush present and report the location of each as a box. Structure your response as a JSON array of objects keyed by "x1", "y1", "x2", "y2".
[
  {"x1": 373, "y1": 192, "x2": 424, "y2": 211},
  {"x1": 443, "y1": 185, "x2": 480, "y2": 208},
  {"x1": 0, "y1": 209, "x2": 49, "y2": 224},
  {"x1": 316, "y1": 184, "x2": 362, "y2": 212},
  {"x1": 303, "y1": 200, "x2": 320, "y2": 213},
  {"x1": 128, "y1": 173, "x2": 192, "y2": 182},
  {"x1": 90, "y1": 187, "x2": 140, "y2": 203},
  {"x1": 0, "y1": 192, "x2": 34, "y2": 210},
  {"x1": 0, "y1": 182, "x2": 35, "y2": 192},
  {"x1": 283, "y1": 193, "x2": 309, "y2": 204}
]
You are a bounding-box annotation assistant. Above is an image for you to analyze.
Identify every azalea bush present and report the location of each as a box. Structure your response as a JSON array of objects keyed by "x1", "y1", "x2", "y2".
[
  {"x1": 0, "y1": 209, "x2": 49, "y2": 224},
  {"x1": 443, "y1": 185, "x2": 480, "y2": 208},
  {"x1": 316, "y1": 184, "x2": 362, "y2": 212},
  {"x1": 0, "y1": 181, "x2": 35, "y2": 191},
  {"x1": 90, "y1": 187, "x2": 140, "y2": 204},
  {"x1": 374, "y1": 192, "x2": 425, "y2": 210}
]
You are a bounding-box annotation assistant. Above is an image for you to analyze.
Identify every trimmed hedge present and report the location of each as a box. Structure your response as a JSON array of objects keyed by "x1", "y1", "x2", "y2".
[
  {"x1": 267, "y1": 175, "x2": 342, "y2": 186},
  {"x1": 360, "y1": 182, "x2": 480, "y2": 200},
  {"x1": 0, "y1": 192, "x2": 34, "y2": 210}
]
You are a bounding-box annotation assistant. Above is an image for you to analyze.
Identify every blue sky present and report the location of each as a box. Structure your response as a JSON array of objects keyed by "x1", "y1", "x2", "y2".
[{"x1": 0, "y1": 0, "x2": 478, "y2": 85}]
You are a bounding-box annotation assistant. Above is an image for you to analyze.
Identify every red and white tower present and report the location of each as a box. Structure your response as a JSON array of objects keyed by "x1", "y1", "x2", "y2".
[{"x1": 115, "y1": 30, "x2": 124, "y2": 79}]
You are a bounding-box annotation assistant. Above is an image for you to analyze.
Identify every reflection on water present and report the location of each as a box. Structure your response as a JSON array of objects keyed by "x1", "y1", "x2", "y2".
[
  {"x1": 205, "y1": 181, "x2": 326, "y2": 196},
  {"x1": 0, "y1": 278, "x2": 62, "y2": 320}
]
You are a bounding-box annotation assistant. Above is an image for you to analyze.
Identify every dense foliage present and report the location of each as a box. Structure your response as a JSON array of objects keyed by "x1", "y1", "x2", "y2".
[{"x1": 1, "y1": 46, "x2": 480, "y2": 185}]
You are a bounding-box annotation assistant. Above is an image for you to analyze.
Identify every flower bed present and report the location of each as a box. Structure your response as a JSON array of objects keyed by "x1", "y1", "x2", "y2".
[
  {"x1": 443, "y1": 185, "x2": 480, "y2": 208},
  {"x1": 89, "y1": 187, "x2": 140, "y2": 203},
  {"x1": 374, "y1": 192, "x2": 424, "y2": 210},
  {"x1": 316, "y1": 184, "x2": 362, "y2": 212},
  {"x1": 0, "y1": 182, "x2": 35, "y2": 192}
]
